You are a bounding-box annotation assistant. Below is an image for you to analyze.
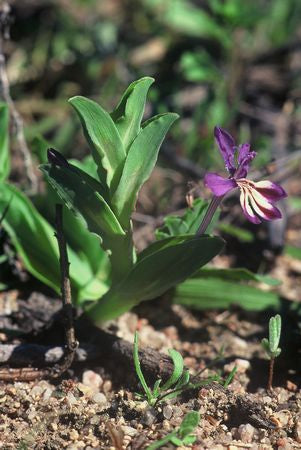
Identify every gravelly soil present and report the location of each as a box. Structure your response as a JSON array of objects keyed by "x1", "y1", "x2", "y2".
[{"x1": 0, "y1": 302, "x2": 301, "y2": 450}]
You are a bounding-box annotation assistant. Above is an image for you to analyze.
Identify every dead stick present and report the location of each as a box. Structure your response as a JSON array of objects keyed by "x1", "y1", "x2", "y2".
[{"x1": 53, "y1": 203, "x2": 78, "y2": 374}]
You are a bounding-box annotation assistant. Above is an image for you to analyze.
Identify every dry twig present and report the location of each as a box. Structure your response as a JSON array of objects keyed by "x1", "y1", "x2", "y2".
[{"x1": 0, "y1": 1, "x2": 38, "y2": 193}]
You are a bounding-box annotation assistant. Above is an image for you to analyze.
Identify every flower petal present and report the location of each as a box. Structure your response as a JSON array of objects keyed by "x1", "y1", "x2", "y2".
[
  {"x1": 204, "y1": 173, "x2": 237, "y2": 197},
  {"x1": 239, "y1": 187, "x2": 261, "y2": 224},
  {"x1": 248, "y1": 188, "x2": 282, "y2": 221},
  {"x1": 253, "y1": 180, "x2": 287, "y2": 201},
  {"x1": 235, "y1": 144, "x2": 256, "y2": 178},
  {"x1": 214, "y1": 126, "x2": 236, "y2": 175}
]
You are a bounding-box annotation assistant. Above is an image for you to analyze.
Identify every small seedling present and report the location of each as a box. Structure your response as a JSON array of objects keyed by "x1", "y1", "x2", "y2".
[
  {"x1": 261, "y1": 314, "x2": 282, "y2": 391},
  {"x1": 133, "y1": 331, "x2": 190, "y2": 406},
  {"x1": 134, "y1": 332, "x2": 237, "y2": 405},
  {"x1": 147, "y1": 411, "x2": 200, "y2": 449}
]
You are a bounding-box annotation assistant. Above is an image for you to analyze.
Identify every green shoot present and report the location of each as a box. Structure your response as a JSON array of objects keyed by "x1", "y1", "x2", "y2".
[
  {"x1": 133, "y1": 331, "x2": 189, "y2": 406},
  {"x1": 147, "y1": 411, "x2": 200, "y2": 449},
  {"x1": 261, "y1": 314, "x2": 282, "y2": 390}
]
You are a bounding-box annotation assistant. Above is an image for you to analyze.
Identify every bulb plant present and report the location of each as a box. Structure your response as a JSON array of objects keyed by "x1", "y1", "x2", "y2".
[{"x1": 40, "y1": 77, "x2": 224, "y2": 322}]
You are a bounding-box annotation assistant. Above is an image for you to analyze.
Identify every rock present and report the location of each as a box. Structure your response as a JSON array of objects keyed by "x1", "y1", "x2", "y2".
[
  {"x1": 121, "y1": 425, "x2": 137, "y2": 437},
  {"x1": 224, "y1": 359, "x2": 250, "y2": 374},
  {"x1": 82, "y1": 370, "x2": 103, "y2": 393},
  {"x1": 92, "y1": 392, "x2": 108, "y2": 409},
  {"x1": 66, "y1": 392, "x2": 78, "y2": 406},
  {"x1": 163, "y1": 405, "x2": 173, "y2": 420},
  {"x1": 172, "y1": 406, "x2": 184, "y2": 419},
  {"x1": 30, "y1": 385, "x2": 45, "y2": 398},
  {"x1": 272, "y1": 410, "x2": 292, "y2": 428},
  {"x1": 42, "y1": 387, "x2": 53, "y2": 402},
  {"x1": 237, "y1": 423, "x2": 255, "y2": 443},
  {"x1": 69, "y1": 429, "x2": 79, "y2": 441},
  {"x1": 141, "y1": 408, "x2": 157, "y2": 426}
]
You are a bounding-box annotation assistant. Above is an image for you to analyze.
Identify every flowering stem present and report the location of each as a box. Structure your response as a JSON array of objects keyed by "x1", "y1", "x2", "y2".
[{"x1": 196, "y1": 196, "x2": 223, "y2": 236}]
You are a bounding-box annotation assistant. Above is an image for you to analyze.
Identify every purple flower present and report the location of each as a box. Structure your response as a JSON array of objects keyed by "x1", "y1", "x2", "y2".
[{"x1": 204, "y1": 127, "x2": 287, "y2": 224}]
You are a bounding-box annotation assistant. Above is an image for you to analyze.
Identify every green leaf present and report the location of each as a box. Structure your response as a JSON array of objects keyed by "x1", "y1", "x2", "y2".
[
  {"x1": 195, "y1": 267, "x2": 280, "y2": 286},
  {"x1": 0, "y1": 183, "x2": 108, "y2": 303},
  {"x1": 285, "y1": 245, "x2": 301, "y2": 260},
  {"x1": 88, "y1": 235, "x2": 224, "y2": 321},
  {"x1": 0, "y1": 183, "x2": 60, "y2": 291},
  {"x1": 182, "y1": 435, "x2": 197, "y2": 445},
  {"x1": 219, "y1": 222, "x2": 254, "y2": 243},
  {"x1": 175, "y1": 278, "x2": 280, "y2": 311},
  {"x1": 112, "y1": 113, "x2": 178, "y2": 226},
  {"x1": 261, "y1": 338, "x2": 270, "y2": 356},
  {"x1": 179, "y1": 411, "x2": 200, "y2": 438},
  {"x1": 0, "y1": 103, "x2": 9, "y2": 182},
  {"x1": 144, "y1": 0, "x2": 229, "y2": 43},
  {"x1": 69, "y1": 96, "x2": 125, "y2": 190},
  {"x1": 269, "y1": 314, "x2": 281, "y2": 353},
  {"x1": 169, "y1": 436, "x2": 183, "y2": 446},
  {"x1": 161, "y1": 349, "x2": 184, "y2": 391},
  {"x1": 134, "y1": 332, "x2": 154, "y2": 405},
  {"x1": 223, "y1": 366, "x2": 237, "y2": 388},
  {"x1": 155, "y1": 198, "x2": 218, "y2": 239},
  {"x1": 40, "y1": 163, "x2": 125, "y2": 243},
  {"x1": 146, "y1": 432, "x2": 177, "y2": 450},
  {"x1": 31, "y1": 135, "x2": 49, "y2": 164},
  {"x1": 111, "y1": 77, "x2": 154, "y2": 151},
  {"x1": 175, "y1": 369, "x2": 190, "y2": 389}
]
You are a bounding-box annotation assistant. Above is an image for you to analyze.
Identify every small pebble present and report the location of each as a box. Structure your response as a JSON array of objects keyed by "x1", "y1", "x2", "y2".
[
  {"x1": 121, "y1": 425, "x2": 137, "y2": 437},
  {"x1": 224, "y1": 359, "x2": 250, "y2": 374},
  {"x1": 237, "y1": 423, "x2": 255, "y2": 443},
  {"x1": 141, "y1": 408, "x2": 157, "y2": 426},
  {"x1": 82, "y1": 370, "x2": 103, "y2": 393},
  {"x1": 273, "y1": 410, "x2": 292, "y2": 428},
  {"x1": 69, "y1": 429, "x2": 79, "y2": 441},
  {"x1": 163, "y1": 405, "x2": 173, "y2": 420},
  {"x1": 92, "y1": 392, "x2": 108, "y2": 409},
  {"x1": 66, "y1": 392, "x2": 78, "y2": 406},
  {"x1": 30, "y1": 385, "x2": 44, "y2": 398}
]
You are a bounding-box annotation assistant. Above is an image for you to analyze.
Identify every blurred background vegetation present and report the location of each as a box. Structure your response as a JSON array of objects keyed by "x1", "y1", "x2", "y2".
[
  {"x1": 2, "y1": 0, "x2": 301, "y2": 269},
  {"x1": 8, "y1": 0, "x2": 301, "y2": 166}
]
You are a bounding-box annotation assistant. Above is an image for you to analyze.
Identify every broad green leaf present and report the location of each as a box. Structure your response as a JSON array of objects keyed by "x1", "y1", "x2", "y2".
[
  {"x1": 175, "y1": 278, "x2": 280, "y2": 311},
  {"x1": 138, "y1": 235, "x2": 192, "y2": 263},
  {"x1": 88, "y1": 235, "x2": 224, "y2": 321},
  {"x1": 111, "y1": 77, "x2": 154, "y2": 151},
  {"x1": 195, "y1": 267, "x2": 280, "y2": 286},
  {"x1": 112, "y1": 113, "x2": 178, "y2": 226},
  {"x1": 161, "y1": 349, "x2": 184, "y2": 390},
  {"x1": 69, "y1": 96, "x2": 125, "y2": 190},
  {"x1": 0, "y1": 183, "x2": 97, "y2": 301},
  {"x1": 0, "y1": 103, "x2": 9, "y2": 181},
  {"x1": 40, "y1": 163, "x2": 125, "y2": 243}
]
